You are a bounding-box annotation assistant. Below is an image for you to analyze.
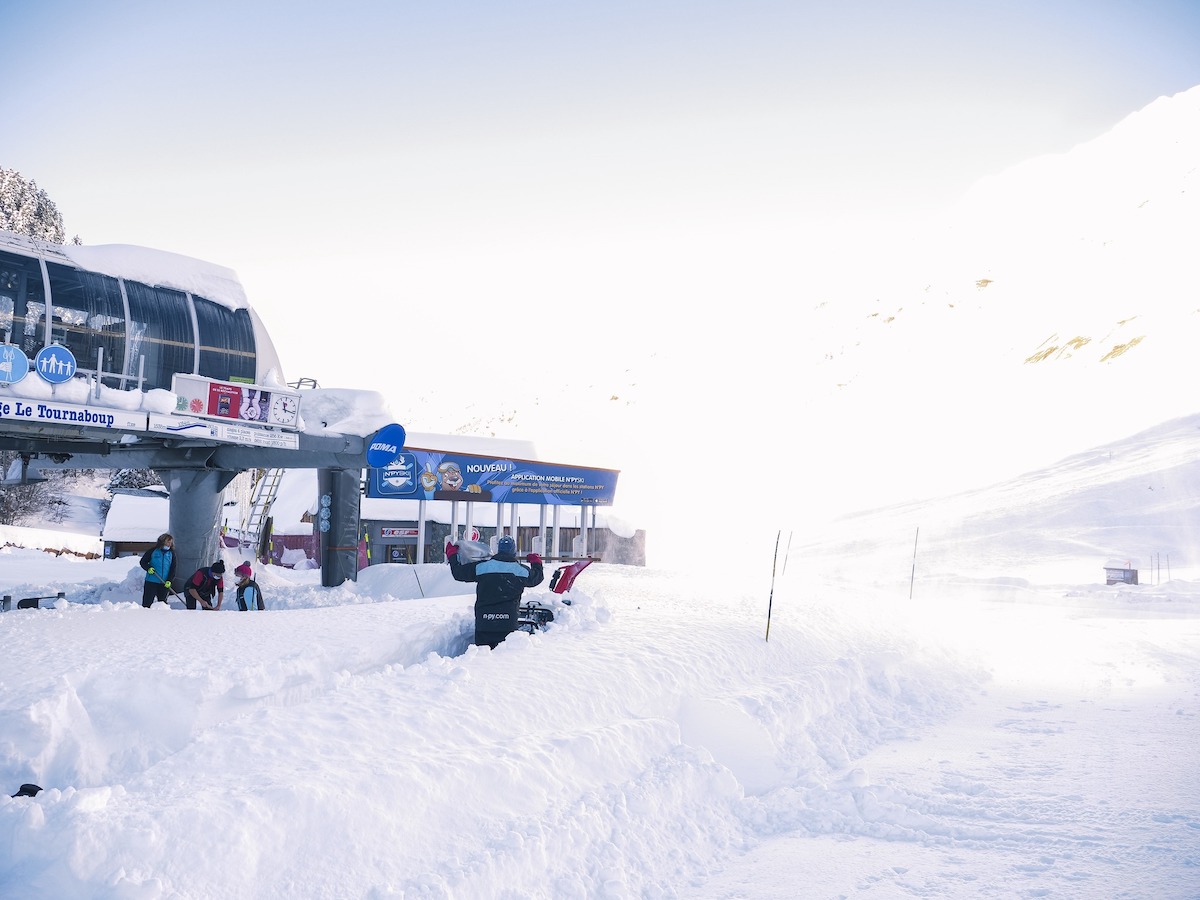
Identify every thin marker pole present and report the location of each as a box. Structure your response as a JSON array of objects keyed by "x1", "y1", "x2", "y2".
[
  {"x1": 909, "y1": 526, "x2": 919, "y2": 600},
  {"x1": 766, "y1": 530, "x2": 780, "y2": 642}
]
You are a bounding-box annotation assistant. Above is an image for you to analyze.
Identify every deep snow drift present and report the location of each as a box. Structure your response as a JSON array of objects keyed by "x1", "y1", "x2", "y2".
[{"x1": 2, "y1": 415, "x2": 1199, "y2": 898}]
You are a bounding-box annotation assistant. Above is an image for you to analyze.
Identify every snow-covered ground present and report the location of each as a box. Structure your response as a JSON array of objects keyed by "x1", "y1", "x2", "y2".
[{"x1": 2, "y1": 414, "x2": 1198, "y2": 898}]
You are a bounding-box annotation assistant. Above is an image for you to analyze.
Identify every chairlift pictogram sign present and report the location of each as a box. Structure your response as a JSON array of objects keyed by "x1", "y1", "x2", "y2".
[{"x1": 0, "y1": 345, "x2": 29, "y2": 385}]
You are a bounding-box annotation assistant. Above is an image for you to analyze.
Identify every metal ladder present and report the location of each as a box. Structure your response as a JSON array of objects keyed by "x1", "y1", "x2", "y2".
[{"x1": 239, "y1": 467, "x2": 284, "y2": 549}]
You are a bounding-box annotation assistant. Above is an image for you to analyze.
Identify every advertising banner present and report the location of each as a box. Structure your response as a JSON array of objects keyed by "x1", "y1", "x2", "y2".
[
  {"x1": 367, "y1": 447, "x2": 619, "y2": 506},
  {"x1": 381, "y1": 527, "x2": 419, "y2": 538},
  {"x1": 0, "y1": 396, "x2": 145, "y2": 431},
  {"x1": 171, "y1": 374, "x2": 301, "y2": 430}
]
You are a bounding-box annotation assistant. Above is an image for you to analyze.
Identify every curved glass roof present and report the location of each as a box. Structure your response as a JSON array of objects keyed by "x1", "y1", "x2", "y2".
[{"x1": 0, "y1": 229, "x2": 284, "y2": 392}]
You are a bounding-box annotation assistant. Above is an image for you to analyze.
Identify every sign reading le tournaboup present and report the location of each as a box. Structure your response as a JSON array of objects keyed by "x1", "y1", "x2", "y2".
[{"x1": 0, "y1": 397, "x2": 144, "y2": 431}]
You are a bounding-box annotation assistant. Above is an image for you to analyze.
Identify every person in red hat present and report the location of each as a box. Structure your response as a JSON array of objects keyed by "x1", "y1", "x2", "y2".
[{"x1": 234, "y1": 562, "x2": 264, "y2": 611}]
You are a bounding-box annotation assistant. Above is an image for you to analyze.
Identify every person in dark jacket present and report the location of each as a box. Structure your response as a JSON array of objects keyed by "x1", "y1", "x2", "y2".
[
  {"x1": 184, "y1": 560, "x2": 225, "y2": 610},
  {"x1": 139, "y1": 533, "x2": 177, "y2": 607},
  {"x1": 448, "y1": 534, "x2": 543, "y2": 647},
  {"x1": 234, "y1": 562, "x2": 264, "y2": 611}
]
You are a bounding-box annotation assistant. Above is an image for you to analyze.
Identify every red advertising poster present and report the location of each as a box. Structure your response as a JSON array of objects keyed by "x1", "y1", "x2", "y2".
[{"x1": 207, "y1": 383, "x2": 242, "y2": 419}]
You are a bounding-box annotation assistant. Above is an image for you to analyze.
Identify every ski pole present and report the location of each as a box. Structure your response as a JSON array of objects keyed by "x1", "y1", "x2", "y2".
[{"x1": 765, "y1": 530, "x2": 780, "y2": 642}]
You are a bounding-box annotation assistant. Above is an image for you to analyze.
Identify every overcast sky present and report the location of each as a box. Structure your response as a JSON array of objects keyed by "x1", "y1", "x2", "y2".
[{"x1": 4, "y1": 1, "x2": 1200, "y2": 532}]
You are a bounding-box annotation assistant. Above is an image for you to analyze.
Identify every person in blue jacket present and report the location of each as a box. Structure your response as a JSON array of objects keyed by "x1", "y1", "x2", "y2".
[
  {"x1": 139, "y1": 533, "x2": 177, "y2": 607},
  {"x1": 447, "y1": 534, "x2": 543, "y2": 647}
]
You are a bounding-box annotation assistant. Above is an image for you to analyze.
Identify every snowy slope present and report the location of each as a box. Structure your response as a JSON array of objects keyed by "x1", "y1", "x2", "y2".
[{"x1": 0, "y1": 414, "x2": 1198, "y2": 898}]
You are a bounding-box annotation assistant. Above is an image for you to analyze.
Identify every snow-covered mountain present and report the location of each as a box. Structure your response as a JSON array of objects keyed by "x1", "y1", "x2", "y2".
[
  {"x1": 400, "y1": 86, "x2": 1200, "y2": 546},
  {"x1": 799, "y1": 411, "x2": 1200, "y2": 586}
]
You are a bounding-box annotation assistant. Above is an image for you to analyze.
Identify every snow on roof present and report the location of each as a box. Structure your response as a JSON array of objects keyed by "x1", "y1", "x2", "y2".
[
  {"x1": 60, "y1": 243, "x2": 250, "y2": 310},
  {"x1": 101, "y1": 494, "x2": 169, "y2": 542},
  {"x1": 299, "y1": 389, "x2": 397, "y2": 439},
  {"x1": 403, "y1": 431, "x2": 540, "y2": 461}
]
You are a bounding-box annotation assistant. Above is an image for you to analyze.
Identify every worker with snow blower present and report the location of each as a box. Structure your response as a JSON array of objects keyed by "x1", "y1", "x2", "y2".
[{"x1": 447, "y1": 534, "x2": 543, "y2": 648}]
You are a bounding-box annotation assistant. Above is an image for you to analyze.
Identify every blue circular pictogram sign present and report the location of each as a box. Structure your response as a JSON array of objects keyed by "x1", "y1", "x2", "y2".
[
  {"x1": 34, "y1": 344, "x2": 77, "y2": 385},
  {"x1": 0, "y1": 345, "x2": 30, "y2": 384}
]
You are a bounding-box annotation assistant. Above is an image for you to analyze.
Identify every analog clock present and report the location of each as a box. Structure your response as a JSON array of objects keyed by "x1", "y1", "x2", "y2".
[{"x1": 269, "y1": 393, "x2": 299, "y2": 427}]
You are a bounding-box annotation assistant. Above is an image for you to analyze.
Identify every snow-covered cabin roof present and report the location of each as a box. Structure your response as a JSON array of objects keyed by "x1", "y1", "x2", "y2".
[
  {"x1": 0, "y1": 228, "x2": 284, "y2": 390},
  {"x1": 101, "y1": 494, "x2": 169, "y2": 542},
  {"x1": 0, "y1": 230, "x2": 250, "y2": 311},
  {"x1": 62, "y1": 243, "x2": 250, "y2": 311}
]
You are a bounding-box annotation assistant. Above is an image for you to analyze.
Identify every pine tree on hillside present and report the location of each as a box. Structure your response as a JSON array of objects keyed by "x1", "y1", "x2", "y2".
[
  {"x1": 107, "y1": 468, "x2": 163, "y2": 494},
  {"x1": 0, "y1": 167, "x2": 66, "y2": 243},
  {"x1": 0, "y1": 452, "x2": 58, "y2": 526}
]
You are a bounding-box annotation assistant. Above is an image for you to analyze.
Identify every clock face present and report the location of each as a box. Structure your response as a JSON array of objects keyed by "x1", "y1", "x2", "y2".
[{"x1": 270, "y1": 393, "x2": 299, "y2": 425}]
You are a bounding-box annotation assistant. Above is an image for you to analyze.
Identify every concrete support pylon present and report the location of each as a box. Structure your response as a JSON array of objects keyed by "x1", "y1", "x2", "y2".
[
  {"x1": 156, "y1": 468, "x2": 237, "y2": 589},
  {"x1": 317, "y1": 467, "x2": 361, "y2": 587}
]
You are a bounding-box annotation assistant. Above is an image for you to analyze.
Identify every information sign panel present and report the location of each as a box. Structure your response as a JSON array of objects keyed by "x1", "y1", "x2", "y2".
[
  {"x1": 172, "y1": 373, "x2": 301, "y2": 430},
  {"x1": 147, "y1": 413, "x2": 301, "y2": 449},
  {"x1": 0, "y1": 397, "x2": 145, "y2": 431}
]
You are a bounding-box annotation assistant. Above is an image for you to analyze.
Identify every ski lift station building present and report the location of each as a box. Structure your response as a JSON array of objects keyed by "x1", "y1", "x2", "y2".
[
  {"x1": 0, "y1": 230, "x2": 282, "y2": 393},
  {"x1": 0, "y1": 228, "x2": 634, "y2": 581}
]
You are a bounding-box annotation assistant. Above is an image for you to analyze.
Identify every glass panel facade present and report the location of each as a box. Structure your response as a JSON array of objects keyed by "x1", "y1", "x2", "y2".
[
  {"x1": 124, "y1": 282, "x2": 195, "y2": 390},
  {"x1": 46, "y1": 263, "x2": 126, "y2": 381},
  {"x1": 0, "y1": 249, "x2": 47, "y2": 356},
  {"x1": 194, "y1": 297, "x2": 256, "y2": 383},
  {"x1": 1, "y1": 246, "x2": 265, "y2": 394}
]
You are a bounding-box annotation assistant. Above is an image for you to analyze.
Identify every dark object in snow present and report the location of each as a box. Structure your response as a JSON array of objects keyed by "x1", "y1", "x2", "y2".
[
  {"x1": 516, "y1": 602, "x2": 555, "y2": 635},
  {"x1": 549, "y1": 559, "x2": 592, "y2": 596},
  {"x1": 3, "y1": 592, "x2": 65, "y2": 611},
  {"x1": 11, "y1": 783, "x2": 41, "y2": 798}
]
